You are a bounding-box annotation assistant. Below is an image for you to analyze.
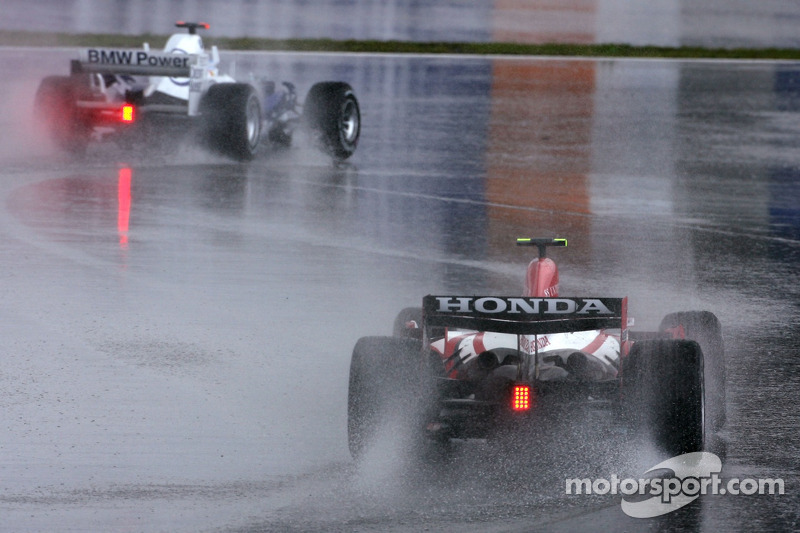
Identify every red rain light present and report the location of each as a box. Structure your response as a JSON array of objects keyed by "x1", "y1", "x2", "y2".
[
  {"x1": 121, "y1": 104, "x2": 135, "y2": 123},
  {"x1": 511, "y1": 384, "x2": 531, "y2": 411}
]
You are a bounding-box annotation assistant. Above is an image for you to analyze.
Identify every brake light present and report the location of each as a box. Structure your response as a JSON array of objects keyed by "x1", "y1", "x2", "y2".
[
  {"x1": 511, "y1": 384, "x2": 531, "y2": 411},
  {"x1": 121, "y1": 104, "x2": 135, "y2": 123}
]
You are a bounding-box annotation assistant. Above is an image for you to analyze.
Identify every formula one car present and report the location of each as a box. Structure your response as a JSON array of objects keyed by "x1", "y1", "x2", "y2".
[
  {"x1": 348, "y1": 238, "x2": 726, "y2": 461},
  {"x1": 34, "y1": 21, "x2": 360, "y2": 161}
]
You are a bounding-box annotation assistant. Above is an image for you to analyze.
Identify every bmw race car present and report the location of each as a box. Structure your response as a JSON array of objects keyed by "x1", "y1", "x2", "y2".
[
  {"x1": 34, "y1": 21, "x2": 360, "y2": 161},
  {"x1": 348, "y1": 238, "x2": 726, "y2": 461}
]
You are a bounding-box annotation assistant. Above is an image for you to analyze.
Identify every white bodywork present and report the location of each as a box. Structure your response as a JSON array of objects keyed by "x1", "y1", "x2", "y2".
[
  {"x1": 432, "y1": 329, "x2": 620, "y2": 381},
  {"x1": 151, "y1": 32, "x2": 234, "y2": 101},
  {"x1": 77, "y1": 32, "x2": 236, "y2": 117}
]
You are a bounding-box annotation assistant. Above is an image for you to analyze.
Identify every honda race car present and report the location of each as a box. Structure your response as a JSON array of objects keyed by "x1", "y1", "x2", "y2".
[
  {"x1": 348, "y1": 238, "x2": 726, "y2": 461},
  {"x1": 34, "y1": 22, "x2": 360, "y2": 161}
]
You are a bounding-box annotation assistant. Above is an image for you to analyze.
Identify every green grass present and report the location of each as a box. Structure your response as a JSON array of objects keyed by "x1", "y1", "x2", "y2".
[{"x1": 2, "y1": 29, "x2": 799, "y2": 60}]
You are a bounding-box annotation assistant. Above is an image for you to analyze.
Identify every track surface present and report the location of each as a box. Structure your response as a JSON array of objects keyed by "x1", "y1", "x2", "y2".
[{"x1": 0, "y1": 49, "x2": 798, "y2": 531}]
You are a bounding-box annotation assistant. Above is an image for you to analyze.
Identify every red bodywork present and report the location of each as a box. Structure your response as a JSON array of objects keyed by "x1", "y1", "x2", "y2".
[{"x1": 524, "y1": 257, "x2": 560, "y2": 297}]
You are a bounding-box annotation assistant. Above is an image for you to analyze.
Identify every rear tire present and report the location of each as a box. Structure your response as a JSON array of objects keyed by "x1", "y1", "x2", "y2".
[
  {"x1": 624, "y1": 339, "x2": 705, "y2": 457},
  {"x1": 34, "y1": 76, "x2": 89, "y2": 155},
  {"x1": 660, "y1": 311, "x2": 726, "y2": 430},
  {"x1": 347, "y1": 336, "x2": 420, "y2": 460},
  {"x1": 303, "y1": 82, "x2": 360, "y2": 160},
  {"x1": 201, "y1": 83, "x2": 262, "y2": 161}
]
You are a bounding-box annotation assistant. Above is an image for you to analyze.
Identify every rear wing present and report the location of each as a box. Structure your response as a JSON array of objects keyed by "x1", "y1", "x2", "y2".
[
  {"x1": 71, "y1": 48, "x2": 219, "y2": 116},
  {"x1": 422, "y1": 295, "x2": 627, "y2": 336},
  {"x1": 73, "y1": 48, "x2": 198, "y2": 77},
  {"x1": 72, "y1": 48, "x2": 199, "y2": 77}
]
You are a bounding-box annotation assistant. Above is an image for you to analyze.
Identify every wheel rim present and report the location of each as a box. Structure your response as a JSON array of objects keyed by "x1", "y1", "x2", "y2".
[
  {"x1": 246, "y1": 96, "x2": 261, "y2": 148},
  {"x1": 339, "y1": 98, "x2": 359, "y2": 145}
]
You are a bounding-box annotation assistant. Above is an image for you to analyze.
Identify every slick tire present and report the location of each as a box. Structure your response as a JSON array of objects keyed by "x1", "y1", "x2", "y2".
[
  {"x1": 34, "y1": 76, "x2": 89, "y2": 155},
  {"x1": 201, "y1": 83, "x2": 262, "y2": 161},
  {"x1": 303, "y1": 82, "x2": 360, "y2": 160},
  {"x1": 624, "y1": 339, "x2": 705, "y2": 457},
  {"x1": 347, "y1": 336, "x2": 420, "y2": 460},
  {"x1": 660, "y1": 311, "x2": 726, "y2": 431}
]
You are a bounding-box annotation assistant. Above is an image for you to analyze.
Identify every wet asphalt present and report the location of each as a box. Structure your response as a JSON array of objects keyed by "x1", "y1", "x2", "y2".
[{"x1": 0, "y1": 41, "x2": 798, "y2": 533}]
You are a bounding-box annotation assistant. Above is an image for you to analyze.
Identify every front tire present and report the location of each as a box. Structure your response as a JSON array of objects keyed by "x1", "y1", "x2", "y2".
[
  {"x1": 201, "y1": 83, "x2": 262, "y2": 161},
  {"x1": 303, "y1": 82, "x2": 360, "y2": 160},
  {"x1": 392, "y1": 307, "x2": 423, "y2": 338}
]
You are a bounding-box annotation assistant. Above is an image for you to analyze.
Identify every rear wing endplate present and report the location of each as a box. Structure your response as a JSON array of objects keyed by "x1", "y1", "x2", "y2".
[{"x1": 422, "y1": 295, "x2": 627, "y2": 335}]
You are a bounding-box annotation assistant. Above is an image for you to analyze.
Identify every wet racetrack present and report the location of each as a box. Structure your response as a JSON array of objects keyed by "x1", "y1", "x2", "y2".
[{"x1": 0, "y1": 48, "x2": 798, "y2": 531}]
